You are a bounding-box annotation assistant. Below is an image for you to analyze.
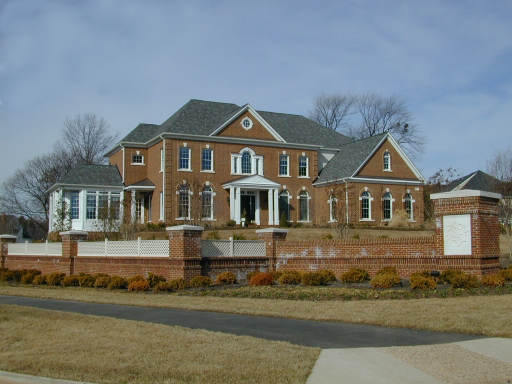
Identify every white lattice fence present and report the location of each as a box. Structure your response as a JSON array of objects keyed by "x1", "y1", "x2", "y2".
[
  {"x1": 78, "y1": 239, "x2": 169, "y2": 257},
  {"x1": 201, "y1": 239, "x2": 266, "y2": 257},
  {"x1": 8, "y1": 241, "x2": 61, "y2": 256}
]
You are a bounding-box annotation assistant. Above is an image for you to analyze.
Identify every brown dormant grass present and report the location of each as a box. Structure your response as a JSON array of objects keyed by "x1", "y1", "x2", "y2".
[
  {"x1": 1, "y1": 285, "x2": 512, "y2": 338},
  {"x1": 0, "y1": 305, "x2": 318, "y2": 384}
]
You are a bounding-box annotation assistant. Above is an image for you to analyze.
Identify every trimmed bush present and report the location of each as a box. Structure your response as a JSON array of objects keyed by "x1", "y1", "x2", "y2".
[
  {"x1": 216, "y1": 271, "x2": 237, "y2": 285},
  {"x1": 153, "y1": 281, "x2": 173, "y2": 293},
  {"x1": 108, "y1": 276, "x2": 128, "y2": 290},
  {"x1": 340, "y1": 268, "x2": 370, "y2": 283},
  {"x1": 301, "y1": 272, "x2": 326, "y2": 286},
  {"x1": 189, "y1": 276, "x2": 212, "y2": 288},
  {"x1": 78, "y1": 274, "x2": 95, "y2": 288},
  {"x1": 21, "y1": 269, "x2": 41, "y2": 284},
  {"x1": 246, "y1": 271, "x2": 259, "y2": 282},
  {"x1": 376, "y1": 267, "x2": 398, "y2": 276},
  {"x1": 481, "y1": 273, "x2": 505, "y2": 287},
  {"x1": 147, "y1": 273, "x2": 166, "y2": 288},
  {"x1": 278, "y1": 271, "x2": 302, "y2": 285},
  {"x1": 317, "y1": 270, "x2": 336, "y2": 283},
  {"x1": 450, "y1": 273, "x2": 480, "y2": 289},
  {"x1": 499, "y1": 268, "x2": 512, "y2": 281},
  {"x1": 127, "y1": 275, "x2": 146, "y2": 284},
  {"x1": 271, "y1": 271, "x2": 283, "y2": 282},
  {"x1": 1, "y1": 269, "x2": 23, "y2": 282},
  {"x1": 410, "y1": 275, "x2": 437, "y2": 290},
  {"x1": 128, "y1": 279, "x2": 150, "y2": 292},
  {"x1": 439, "y1": 269, "x2": 463, "y2": 284},
  {"x1": 167, "y1": 278, "x2": 188, "y2": 290},
  {"x1": 46, "y1": 272, "x2": 65, "y2": 286},
  {"x1": 370, "y1": 273, "x2": 401, "y2": 289},
  {"x1": 62, "y1": 275, "x2": 80, "y2": 287},
  {"x1": 249, "y1": 272, "x2": 273, "y2": 286},
  {"x1": 32, "y1": 274, "x2": 46, "y2": 285},
  {"x1": 94, "y1": 276, "x2": 111, "y2": 288}
]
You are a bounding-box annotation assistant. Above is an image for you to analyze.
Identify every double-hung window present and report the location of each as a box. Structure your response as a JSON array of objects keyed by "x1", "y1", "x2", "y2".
[
  {"x1": 111, "y1": 193, "x2": 121, "y2": 220},
  {"x1": 298, "y1": 191, "x2": 309, "y2": 222},
  {"x1": 86, "y1": 192, "x2": 97, "y2": 219},
  {"x1": 201, "y1": 148, "x2": 213, "y2": 171},
  {"x1": 404, "y1": 193, "x2": 414, "y2": 220},
  {"x1": 201, "y1": 186, "x2": 214, "y2": 220},
  {"x1": 179, "y1": 146, "x2": 191, "y2": 170},
  {"x1": 383, "y1": 151, "x2": 391, "y2": 171},
  {"x1": 241, "y1": 151, "x2": 252, "y2": 174},
  {"x1": 361, "y1": 191, "x2": 371, "y2": 220},
  {"x1": 382, "y1": 192, "x2": 392, "y2": 220},
  {"x1": 178, "y1": 185, "x2": 190, "y2": 219},
  {"x1": 299, "y1": 155, "x2": 309, "y2": 177},
  {"x1": 70, "y1": 191, "x2": 79, "y2": 220},
  {"x1": 279, "y1": 154, "x2": 289, "y2": 176}
]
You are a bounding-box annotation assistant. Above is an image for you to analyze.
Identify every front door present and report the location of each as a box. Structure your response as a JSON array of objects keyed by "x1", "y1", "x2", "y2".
[{"x1": 240, "y1": 193, "x2": 256, "y2": 223}]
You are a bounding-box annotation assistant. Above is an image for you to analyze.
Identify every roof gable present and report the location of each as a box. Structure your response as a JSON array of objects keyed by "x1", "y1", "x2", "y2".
[{"x1": 51, "y1": 164, "x2": 123, "y2": 191}]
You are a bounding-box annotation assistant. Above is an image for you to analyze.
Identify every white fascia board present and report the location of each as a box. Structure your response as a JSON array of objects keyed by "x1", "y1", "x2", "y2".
[
  {"x1": 47, "y1": 183, "x2": 124, "y2": 193},
  {"x1": 453, "y1": 172, "x2": 477, "y2": 191},
  {"x1": 209, "y1": 104, "x2": 286, "y2": 142},
  {"x1": 313, "y1": 176, "x2": 424, "y2": 187},
  {"x1": 430, "y1": 189, "x2": 502, "y2": 200},
  {"x1": 124, "y1": 185, "x2": 156, "y2": 191},
  {"x1": 350, "y1": 134, "x2": 389, "y2": 177}
]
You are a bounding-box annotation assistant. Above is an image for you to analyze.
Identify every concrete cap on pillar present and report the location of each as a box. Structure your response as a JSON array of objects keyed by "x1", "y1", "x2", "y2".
[
  {"x1": 59, "y1": 230, "x2": 89, "y2": 236},
  {"x1": 0, "y1": 235, "x2": 17, "y2": 240},
  {"x1": 166, "y1": 225, "x2": 204, "y2": 231},
  {"x1": 430, "y1": 189, "x2": 502, "y2": 200},
  {"x1": 255, "y1": 228, "x2": 288, "y2": 234}
]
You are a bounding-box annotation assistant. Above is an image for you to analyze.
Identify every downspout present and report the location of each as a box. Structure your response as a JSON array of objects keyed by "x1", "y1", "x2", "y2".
[
  {"x1": 121, "y1": 146, "x2": 125, "y2": 183},
  {"x1": 161, "y1": 135, "x2": 166, "y2": 222},
  {"x1": 345, "y1": 179, "x2": 349, "y2": 224}
]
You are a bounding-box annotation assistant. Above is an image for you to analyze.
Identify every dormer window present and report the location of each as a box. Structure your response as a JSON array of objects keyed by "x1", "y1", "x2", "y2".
[
  {"x1": 241, "y1": 117, "x2": 253, "y2": 130},
  {"x1": 132, "y1": 152, "x2": 144, "y2": 165},
  {"x1": 383, "y1": 151, "x2": 391, "y2": 171}
]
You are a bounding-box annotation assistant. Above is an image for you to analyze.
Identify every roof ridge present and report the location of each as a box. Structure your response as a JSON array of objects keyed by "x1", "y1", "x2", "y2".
[{"x1": 339, "y1": 132, "x2": 387, "y2": 147}]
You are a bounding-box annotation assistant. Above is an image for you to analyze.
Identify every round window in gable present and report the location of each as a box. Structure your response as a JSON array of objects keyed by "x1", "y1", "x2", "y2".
[{"x1": 241, "y1": 117, "x2": 253, "y2": 130}]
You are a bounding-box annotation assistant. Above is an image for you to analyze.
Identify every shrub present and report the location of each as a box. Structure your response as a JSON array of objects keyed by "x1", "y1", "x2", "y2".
[
  {"x1": 352, "y1": 234, "x2": 360, "y2": 240},
  {"x1": 410, "y1": 275, "x2": 437, "y2": 290},
  {"x1": 499, "y1": 268, "x2": 512, "y2": 281},
  {"x1": 46, "y1": 272, "x2": 65, "y2": 286},
  {"x1": 439, "y1": 269, "x2": 463, "y2": 284},
  {"x1": 128, "y1": 279, "x2": 150, "y2": 292},
  {"x1": 21, "y1": 269, "x2": 41, "y2": 284},
  {"x1": 127, "y1": 275, "x2": 146, "y2": 284},
  {"x1": 317, "y1": 269, "x2": 336, "y2": 283},
  {"x1": 94, "y1": 276, "x2": 111, "y2": 288},
  {"x1": 301, "y1": 272, "x2": 326, "y2": 286},
  {"x1": 249, "y1": 272, "x2": 273, "y2": 286},
  {"x1": 370, "y1": 273, "x2": 401, "y2": 289},
  {"x1": 226, "y1": 220, "x2": 236, "y2": 227},
  {"x1": 1, "y1": 269, "x2": 23, "y2": 282},
  {"x1": 271, "y1": 271, "x2": 283, "y2": 282},
  {"x1": 481, "y1": 273, "x2": 505, "y2": 287},
  {"x1": 376, "y1": 267, "x2": 398, "y2": 276},
  {"x1": 32, "y1": 274, "x2": 46, "y2": 285},
  {"x1": 246, "y1": 271, "x2": 259, "y2": 282},
  {"x1": 147, "y1": 273, "x2": 166, "y2": 288},
  {"x1": 189, "y1": 276, "x2": 212, "y2": 288},
  {"x1": 153, "y1": 281, "x2": 173, "y2": 293},
  {"x1": 216, "y1": 271, "x2": 237, "y2": 285},
  {"x1": 278, "y1": 271, "x2": 302, "y2": 285},
  {"x1": 78, "y1": 274, "x2": 95, "y2": 288},
  {"x1": 450, "y1": 273, "x2": 480, "y2": 289},
  {"x1": 206, "y1": 231, "x2": 221, "y2": 240},
  {"x1": 62, "y1": 275, "x2": 80, "y2": 287},
  {"x1": 340, "y1": 268, "x2": 369, "y2": 283},
  {"x1": 323, "y1": 233, "x2": 333, "y2": 240},
  {"x1": 411, "y1": 271, "x2": 431, "y2": 279},
  {"x1": 232, "y1": 233, "x2": 246, "y2": 240},
  {"x1": 167, "y1": 278, "x2": 188, "y2": 290},
  {"x1": 108, "y1": 276, "x2": 128, "y2": 290}
]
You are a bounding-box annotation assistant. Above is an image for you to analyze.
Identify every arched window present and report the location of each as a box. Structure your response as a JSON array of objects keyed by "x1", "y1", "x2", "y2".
[
  {"x1": 279, "y1": 190, "x2": 290, "y2": 222},
  {"x1": 404, "y1": 193, "x2": 414, "y2": 221},
  {"x1": 177, "y1": 185, "x2": 190, "y2": 219},
  {"x1": 328, "y1": 195, "x2": 337, "y2": 222},
  {"x1": 382, "y1": 192, "x2": 392, "y2": 220},
  {"x1": 241, "y1": 151, "x2": 252, "y2": 174},
  {"x1": 298, "y1": 191, "x2": 309, "y2": 222},
  {"x1": 360, "y1": 191, "x2": 371, "y2": 220},
  {"x1": 201, "y1": 186, "x2": 214, "y2": 220},
  {"x1": 383, "y1": 151, "x2": 391, "y2": 171}
]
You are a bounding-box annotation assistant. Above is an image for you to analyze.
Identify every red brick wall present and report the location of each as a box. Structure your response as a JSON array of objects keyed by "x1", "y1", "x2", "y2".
[
  {"x1": 4, "y1": 255, "x2": 72, "y2": 275},
  {"x1": 201, "y1": 256, "x2": 269, "y2": 282}
]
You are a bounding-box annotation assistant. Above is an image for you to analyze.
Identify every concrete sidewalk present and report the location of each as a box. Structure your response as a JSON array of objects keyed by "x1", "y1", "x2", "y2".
[
  {"x1": 307, "y1": 337, "x2": 512, "y2": 384},
  {"x1": 0, "y1": 371, "x2": 94, "y2": 384}
]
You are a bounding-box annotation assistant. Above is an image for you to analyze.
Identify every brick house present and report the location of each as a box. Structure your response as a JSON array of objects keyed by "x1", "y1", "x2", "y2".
[{"x1": 48, "y1": 99, "x2": 425, "y2": 232}]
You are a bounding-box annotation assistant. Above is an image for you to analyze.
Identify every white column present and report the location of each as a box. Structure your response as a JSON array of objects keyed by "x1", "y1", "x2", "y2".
[
  {"x1": 268, "y1": 189, "x2": 274, "y2": 225},
  {"x1": 255, "y1": 191, "x2": 260, "y2": 225},
  {"x1": 229, "y1": 187, "x2": 235, "y2": 220},
  {"x1": 235, "y1": 187, "x2": 241, "y2": 224},
  {"x1": 273, "y1": 189, "x2": 279, "y2": 225},
  {"x1": 131, "y1": 190, "x2": 136, "y2": 223},
  {"x1": 140, "y1": 194, "x2": 145, "y2": 224},
  {"x1": 80, "y1": 190, "x2": 86, "y2": 230}
]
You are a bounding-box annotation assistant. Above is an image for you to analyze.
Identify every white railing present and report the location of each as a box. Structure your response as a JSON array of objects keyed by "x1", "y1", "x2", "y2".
[
  {"x1": 201, "y1": 238, "x2": 266, "y2": 257},
  {"x1": 77, "y1": 238, "x2": 169, "y2": 257},
  {"x1": 8, "y1": 241, "x2": 62, "y2": 256}
]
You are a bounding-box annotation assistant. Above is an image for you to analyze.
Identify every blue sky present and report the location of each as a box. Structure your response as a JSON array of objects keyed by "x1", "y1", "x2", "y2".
[{"x1": 1, "y1": 0, "x2": 512, "y2": 183}]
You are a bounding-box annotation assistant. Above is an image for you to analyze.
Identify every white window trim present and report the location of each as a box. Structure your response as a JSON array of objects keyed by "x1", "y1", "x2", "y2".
[
  {"x1": 359, "y1": 191, "x2": 374, "y2": 221},
  {"x1": 199, "y1": 189, "x2": 216, "y2": 221},
  {"x1": 383, "y1": 151, "x2": 392, "y2": 172},
  {"x1": 298, "y1": 155, "x2": 310, "y2": 178},
  {"x1": 297, "y1": 192, "x2": 311, "y2": 223},
  {"x1": 279, "y1": 154, "x2": 290, "y2": 177},
  {"x1": 231, "y1": 148, "x2": 263, "y2": 176},
  {"x1": 402, "y1": 193, "x2": 416, "y2": 221},
  {"x1": 131, "y1": 154, "x2": 145, "y2": 166},
  {"x1": 381, "y1": 193, "x2": 395, "y2": 221},
  {"x1": 241, "y1": 117, "x2": 253, "y2": 130},
  {"x1": 175, "y1": 188, "x2": 193, "y2": 220},
  {"x1": 328, "y1": 196, "x2": 338, "y2": 223},
  {"x1": 159, "y1": 191, "x2": 164, "y2": 221},
  {"x1": 178, "y1": 146, "x2": 192, "y2": 171},
  {"x1": 160, "y1": 148, "x2": 164, "y2": 173},
  {"x1": 201, "y1": 148, "x2": 215, "y2": 173}
]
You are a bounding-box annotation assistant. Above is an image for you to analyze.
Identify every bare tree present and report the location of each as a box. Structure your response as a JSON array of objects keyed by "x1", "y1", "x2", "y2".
[
  {"x1": 57, "y1": 113, "x2": 118, "y2": 165},
  {"x1": 354, "y1": 94, "x2": 424, "y2": 157},
  {"x1": 427, "y1": 167, "x2": 461, "y2": 185},
  {"x1": 487, "y1": 149, "x2": 512, "y2": 183},
  {"x1": 310, "y1": 94, "x2": 355, "y2": 131}
]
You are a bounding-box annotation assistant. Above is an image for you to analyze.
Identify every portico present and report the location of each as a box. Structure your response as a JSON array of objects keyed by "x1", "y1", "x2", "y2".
[{"x1": 223, "y1": 175, "x2": 281, "y2": 226}]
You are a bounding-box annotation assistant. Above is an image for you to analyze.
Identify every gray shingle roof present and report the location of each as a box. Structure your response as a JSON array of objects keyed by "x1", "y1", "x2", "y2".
[
  {"x1": 119, "y1": 99, "x2": 352, "y2": 148},
  {"x1": 128, "y1": 178, "x2": 155, "y2": 187},
  {"x1": 443, "y1": 170, "x2": 502, "y2": 193},
  {"x1": 315, "y1": 134, "x2": 387, "y2": 184},
  {"x1": 57, "y1": 165, "x2": 123, "y2": 187}
]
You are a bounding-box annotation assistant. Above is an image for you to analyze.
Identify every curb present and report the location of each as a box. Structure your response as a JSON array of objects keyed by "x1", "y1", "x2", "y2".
[{"x1": 0, "y1": 371, "x2": 95, "y2": 384}]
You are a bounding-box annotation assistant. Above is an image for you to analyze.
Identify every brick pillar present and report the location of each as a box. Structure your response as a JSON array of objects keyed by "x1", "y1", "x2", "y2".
[
  {"x1": 167, "y1": 225, "x2": 203, "y2": 280},
  {"x1": 0, "y1": 235, "x2": 17, "y2": 269},
  {"x1": 60, "y1": 230, "x2": 88, "y2": 275},
  {"x1": 256, "y1": 228, "x2": 288, "y2": 271},
  {"x1": 431, "y1": 190, "x2": 501, "y2": 275}
]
